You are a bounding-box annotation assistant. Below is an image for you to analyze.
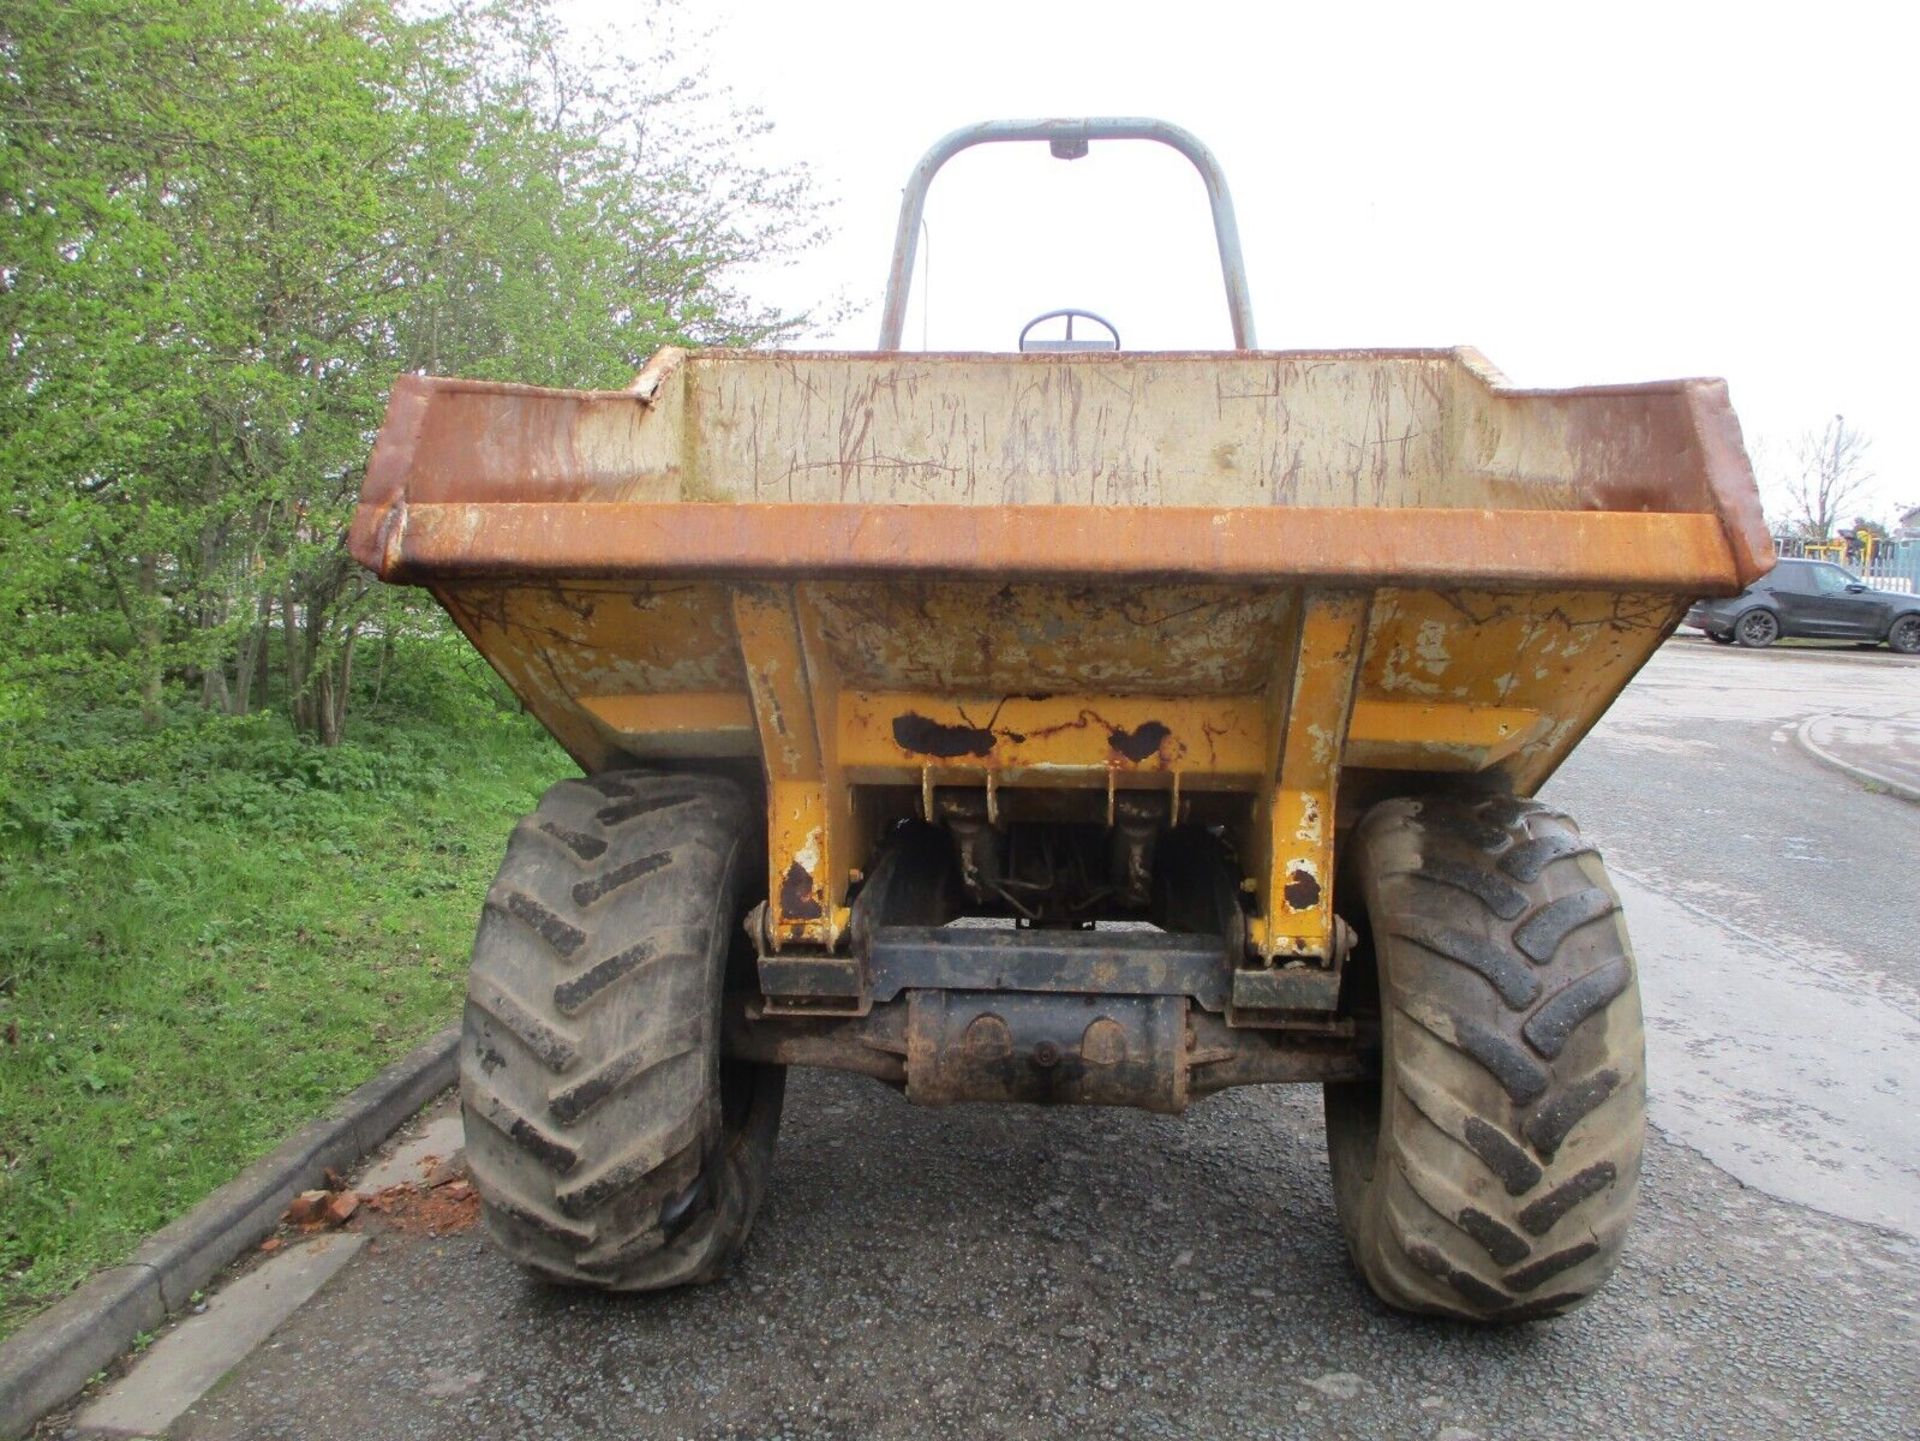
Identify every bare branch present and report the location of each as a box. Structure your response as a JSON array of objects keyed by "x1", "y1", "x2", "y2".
[{"x1": 1782, "y1": 415, "x2": 1874, "y2": 540}]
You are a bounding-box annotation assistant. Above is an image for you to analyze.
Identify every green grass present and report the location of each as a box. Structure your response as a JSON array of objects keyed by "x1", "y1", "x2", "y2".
[{"x1": 0, "y1": 642, "x2": 570, "y2": 1339}]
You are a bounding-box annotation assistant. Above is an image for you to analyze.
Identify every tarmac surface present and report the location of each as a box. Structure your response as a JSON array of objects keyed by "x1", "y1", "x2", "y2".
[{"x1": 48, "y1": 635, "x2": 1920, "y2": 1440}]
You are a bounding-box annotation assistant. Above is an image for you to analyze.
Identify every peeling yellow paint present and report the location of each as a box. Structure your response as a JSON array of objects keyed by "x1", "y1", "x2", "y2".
[
  {"x1": 439, "y1": 574, "x2": 1687, "y2": 965},
  {"x1": 1413, "y1": 619, "x2": 1452, "y2": 674}
]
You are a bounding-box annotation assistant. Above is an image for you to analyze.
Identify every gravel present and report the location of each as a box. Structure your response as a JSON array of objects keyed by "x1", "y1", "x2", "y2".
[{"x1": 164, "y1": 1071, "x2": 1920, "y2": 1441}]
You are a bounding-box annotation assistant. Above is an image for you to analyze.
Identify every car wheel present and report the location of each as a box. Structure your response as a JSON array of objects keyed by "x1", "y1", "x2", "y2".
[
  {"x1": 1889, "y1": 614, "x2": 1920, "y2": 655},
  {"x1": 1734, "y1": 609, "x2": 1779, "y2": 648}
]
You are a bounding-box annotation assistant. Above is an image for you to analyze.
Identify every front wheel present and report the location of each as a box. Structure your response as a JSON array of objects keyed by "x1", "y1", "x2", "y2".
[
  {"x1": 1323, "y1": 795, "x2": 1645, "y2": 1321},
  {"x1": 1735, "y1": 609, "x2": 1780, "y2": 648},
  {"x1": 1888, "y1": 614, "x2": 1920, "y2": 655},
  {"x1": 461, "y1": 771, "x2": 785, "y2": 1290}
]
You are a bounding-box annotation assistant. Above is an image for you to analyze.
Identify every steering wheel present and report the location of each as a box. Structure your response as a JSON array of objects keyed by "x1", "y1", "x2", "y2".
[{"x1": 1017, "y1": 309, "x2": 1121, "y2": 353}]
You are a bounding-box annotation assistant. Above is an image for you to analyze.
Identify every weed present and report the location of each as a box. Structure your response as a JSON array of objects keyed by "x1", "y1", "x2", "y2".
[{"x1": 0, "y1": 635, "x2": 569, "y2": 1339}]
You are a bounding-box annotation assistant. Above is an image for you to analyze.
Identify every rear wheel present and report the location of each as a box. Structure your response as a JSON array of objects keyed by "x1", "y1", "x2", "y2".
[
  {"x1": 1324, "y1": 795, "x2": 1644, "y2": 1321},
  {"x1": 462, "y1": 771, "x2": 785, "y2": 1289},
  {"x1": 1888, "y1": 614, "x2": 1920, "y2": 655},
  {"x1": 1735, "y1": 609, "x2": 1780, "y2": 648}
]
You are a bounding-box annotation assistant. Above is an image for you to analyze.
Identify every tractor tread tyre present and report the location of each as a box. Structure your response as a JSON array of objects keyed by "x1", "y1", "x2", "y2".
[
  {"x1": 461, "y1": 770, "x2": 784, "y2": 1291},
  {"x1": 1324, "y1": 795, "x2": 1644, "y2": 1322}
]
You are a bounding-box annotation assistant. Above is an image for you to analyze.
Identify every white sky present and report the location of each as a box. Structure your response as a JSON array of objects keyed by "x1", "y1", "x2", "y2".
[{"x1": 577, "y1": 0, "x2": 1918, "y2": 526}]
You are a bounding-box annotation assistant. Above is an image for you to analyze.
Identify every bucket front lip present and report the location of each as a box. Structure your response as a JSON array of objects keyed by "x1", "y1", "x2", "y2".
[{"x1": 356, "y1": 497, "x2": 1747, "y2": 596}]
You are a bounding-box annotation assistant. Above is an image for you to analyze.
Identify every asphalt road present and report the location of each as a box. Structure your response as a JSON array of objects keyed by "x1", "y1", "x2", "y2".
[{"x1": 84, "y1": 638, "x2": 1920, "y2": 1440}]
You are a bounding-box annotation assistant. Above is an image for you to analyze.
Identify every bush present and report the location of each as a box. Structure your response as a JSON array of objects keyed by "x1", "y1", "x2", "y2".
[{"x1": 0, "y1": 631, "x2": 533, "y2": 853}]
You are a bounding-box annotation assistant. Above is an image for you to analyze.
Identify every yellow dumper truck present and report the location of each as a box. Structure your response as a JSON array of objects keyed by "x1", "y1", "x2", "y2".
[{"x1": 351, "y1": 120, "x2": 1771, "y2": 1320}]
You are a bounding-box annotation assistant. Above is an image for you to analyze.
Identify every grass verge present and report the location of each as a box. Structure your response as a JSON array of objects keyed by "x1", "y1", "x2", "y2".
[{"x1": 0, "y1": 642, "x2": 570, "y2": 1340}]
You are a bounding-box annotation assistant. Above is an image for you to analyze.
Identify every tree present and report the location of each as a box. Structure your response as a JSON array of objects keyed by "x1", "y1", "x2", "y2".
[
  {"x1": 1, "y1": 0, "x2": 829, "y2": 745},
  {"x1": 1782, "y1": 415, "x2": 1875, "y2": 541}
]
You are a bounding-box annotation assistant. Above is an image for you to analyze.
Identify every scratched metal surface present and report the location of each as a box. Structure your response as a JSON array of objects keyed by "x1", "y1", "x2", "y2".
[
  {"x1": 350, "y1": 347, "x2": 1771, "y2": 588},
  {"x1": 807, "y1": 582, "x2": 1290, "y2": 696}
]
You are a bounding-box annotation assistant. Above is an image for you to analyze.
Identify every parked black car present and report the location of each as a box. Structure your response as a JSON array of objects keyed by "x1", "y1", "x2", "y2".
[{"x1": 1685, "y1": 557, "x2": 1920, "y2": 652}]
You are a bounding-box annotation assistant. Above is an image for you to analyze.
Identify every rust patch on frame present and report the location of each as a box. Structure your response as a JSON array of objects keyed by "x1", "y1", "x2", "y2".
[
  {"x1": 1282, "y1": 868, "x2": 1323, "y2": 913},
  {"x1": 780, "y1": 860, "x2": 824, "y2": 921},
  {"x1": 1249, "y1": 589, "x2": 1370, "y2": 962},
  {"x1": 733, "y1": 588, "x2": 844, "y2": 948},
  {"x1": 841, "y1": 694, "x2": 1254, "y2": 784},
  {"x1": 1108, "y1": 720, "x2": 1173, "y2": 763},
  {"x1": 893, "y1": 713, "x2": 997, "y2": 759}
]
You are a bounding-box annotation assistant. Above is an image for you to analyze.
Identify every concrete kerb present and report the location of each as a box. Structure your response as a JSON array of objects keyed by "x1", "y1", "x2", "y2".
[
  {"x1": 1795, "y1": 715, "x2": 1920, "y2": 803},
  {"x1": 0, "y1": 1025, "x2": 459, "y2": 1440},
  {"x1": 1665, "y1": 632, "x2": 1919, "y2": 668}
]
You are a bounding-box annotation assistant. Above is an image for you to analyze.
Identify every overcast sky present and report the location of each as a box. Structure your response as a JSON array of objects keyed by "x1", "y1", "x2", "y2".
[{"x1": 579, "y1": 0, "x2": 1917, "y2": 526}]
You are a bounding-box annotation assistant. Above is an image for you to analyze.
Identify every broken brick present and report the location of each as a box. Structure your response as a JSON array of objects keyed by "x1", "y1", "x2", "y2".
[
  {"x1": 323, "y1": 1191, "x2": 360, "y2": 1226},
  {"x1": 285, "y1": 1190, "x2": 330, "y2": 1225}
]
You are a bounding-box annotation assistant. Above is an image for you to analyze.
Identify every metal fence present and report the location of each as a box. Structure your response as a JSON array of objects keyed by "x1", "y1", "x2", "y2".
[{"x1": 1864, "y1": 549, "x2": 1919, "y2": 593}]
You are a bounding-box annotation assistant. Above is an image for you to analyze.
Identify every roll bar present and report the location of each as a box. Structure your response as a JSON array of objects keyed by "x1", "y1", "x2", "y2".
[{"x1": 877, "y1": 117, "x2": 1257, "y2": 350}]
